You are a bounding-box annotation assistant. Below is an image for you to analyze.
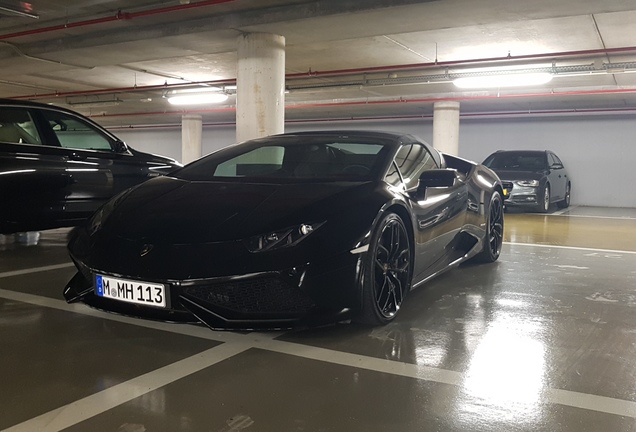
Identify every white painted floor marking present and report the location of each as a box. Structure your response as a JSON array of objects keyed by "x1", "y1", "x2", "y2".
[
  {"x1": 552, "y1": 214, "x2": 636, "y2": 220},
  {"x1": 2, "y1": 343, "x2": 252, "y2": 432},
  {"x1": 3, "y1": 287, "x2": 636, "y2": 425},
  {"x1": 257, "y1": 338, "x2": 463, "y2": 386},
  {"x1": 504, "y1": 241, "x2": 636, "y2": 255},
  {"x1": 0, "y1": 262, "x2": 75, "y2": 279},
  {"x1": 0, "y1": 289, "x2": 245, "y2": 344},
  {"x1": 551, "y1": 205, "x2": 578, "y2": 216},
  {"x1": 513, "y1": 208, "x2": 636, "y2": 220},
  {"x1": 553, "y1": 264, "x2": 589, "y2": 270},
  {"x1": 548, "y1": 388, "x2": 636, "y2": 418}
]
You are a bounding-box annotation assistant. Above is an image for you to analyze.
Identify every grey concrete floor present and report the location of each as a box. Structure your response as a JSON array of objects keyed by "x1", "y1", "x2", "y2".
[{"x1": 2, "y1": 206, "x2": 636, "y2": 431}]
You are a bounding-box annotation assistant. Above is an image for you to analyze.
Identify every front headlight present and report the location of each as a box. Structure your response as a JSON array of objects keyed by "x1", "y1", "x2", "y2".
[
  {"x1": 515, "y1": 179, "x2": 540, "y2": 187},
  {"x1": 246, "y1": 222, "x2": 325, "y2": 253}
]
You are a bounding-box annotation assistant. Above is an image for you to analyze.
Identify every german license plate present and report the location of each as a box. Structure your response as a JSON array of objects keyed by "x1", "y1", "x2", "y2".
[{"x1": 95, "y1": 274, "x2": 167, "y2": 308}]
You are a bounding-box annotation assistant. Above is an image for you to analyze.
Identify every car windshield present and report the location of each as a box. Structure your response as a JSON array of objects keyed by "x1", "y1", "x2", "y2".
[
  {"x1": 484, "y1": 152, "x2": 547, "y2": 171},
  {"x1": 173, "y1": 136, "x2": 392, "y2": 182}
]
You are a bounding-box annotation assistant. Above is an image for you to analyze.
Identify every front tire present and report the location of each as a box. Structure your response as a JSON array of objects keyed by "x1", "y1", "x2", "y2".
[
  {"x1": 474, "y1": 192, "x2": 504, "y2": 263},
  {"x1": 538, "y1": 184, "x2": 550, "y2": 213},
  {"x1": 358, "y1": 212, "x2": 412, "y2": 325},
  {"x1": 557, "y1": 183, "x2": 571, "y2": 209}
]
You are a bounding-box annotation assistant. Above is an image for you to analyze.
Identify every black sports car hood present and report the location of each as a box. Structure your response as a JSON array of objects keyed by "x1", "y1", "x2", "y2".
[
  {"x1": 491, "y1": 169, "x2": 544, "y2": 181},
  {"x1": 98, "y1": 176, "x2": 374, "y2": 244}
]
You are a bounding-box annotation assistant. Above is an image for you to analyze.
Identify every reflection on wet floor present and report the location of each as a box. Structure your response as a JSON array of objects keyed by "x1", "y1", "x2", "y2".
[
  {"x1": 504, "y1": 206, "x2": 636, "y2": 251},
  {"x1": 2, "y1": 206, "x2": 636, "y2": 431}
]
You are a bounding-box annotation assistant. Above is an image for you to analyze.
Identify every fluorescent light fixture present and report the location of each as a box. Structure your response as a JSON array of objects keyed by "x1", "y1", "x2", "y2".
[
  {"x1": 171, "y1": 87, "x2": 222, "y2": 94},
  {"x1": 453, "y1": 73, "x2": 553, "y2": 89},
  {"x1": 167, "y1": 93, "x2": 229, "y2": 105}
]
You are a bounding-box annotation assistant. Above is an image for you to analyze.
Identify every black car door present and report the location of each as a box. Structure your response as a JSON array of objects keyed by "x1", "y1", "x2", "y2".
[
  {"x1": 33, "y1": 108, "x2": 119, "y2": 218},
  {"x1": 388, "y1": 143, "x2": 468, "y2": 279},
  {"x1": 0, "y1": 106, "x2": 72, "y2": 232}
]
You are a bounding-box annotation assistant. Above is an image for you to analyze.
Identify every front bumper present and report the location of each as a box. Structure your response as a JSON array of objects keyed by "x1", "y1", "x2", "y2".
[
  {"x1": 64, "y1": 251, "x2": 360, "y2": 330},
  {"x1": 501, "y1": 182, "x2": 540, "y2": 206}
]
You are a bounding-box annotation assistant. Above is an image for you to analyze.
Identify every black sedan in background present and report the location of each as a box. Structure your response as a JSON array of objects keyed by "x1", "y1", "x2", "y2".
[
  {"x1": 483, "y1": 150, "x2": 571, "y2": 212},
  {"x1": 65, "y1": 131, "x2": 504, "y2": 329},
  {"x1": 0, "y1": 99, "x2": 181, "y2": 234}
]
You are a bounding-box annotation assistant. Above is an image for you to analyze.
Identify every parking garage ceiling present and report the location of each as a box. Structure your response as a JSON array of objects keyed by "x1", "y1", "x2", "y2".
[{"x1": 2, "y1": 0, "x2": 636, "y2": 127}]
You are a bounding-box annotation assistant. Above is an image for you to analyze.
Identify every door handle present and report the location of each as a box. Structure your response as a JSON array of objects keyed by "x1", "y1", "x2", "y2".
[{"x1": 69, "y1": 152, "x2": 86, "y2": 160}]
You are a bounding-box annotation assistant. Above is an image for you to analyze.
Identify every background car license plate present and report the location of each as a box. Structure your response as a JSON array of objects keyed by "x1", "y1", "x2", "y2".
[{"x1": 95, "y1": 274, "x2": 167, "y2": 308}]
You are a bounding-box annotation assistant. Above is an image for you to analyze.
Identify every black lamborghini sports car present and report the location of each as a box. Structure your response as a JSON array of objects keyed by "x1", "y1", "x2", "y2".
[{"x1": 65, "y1": 131, "x2": 504, "y2": 329}]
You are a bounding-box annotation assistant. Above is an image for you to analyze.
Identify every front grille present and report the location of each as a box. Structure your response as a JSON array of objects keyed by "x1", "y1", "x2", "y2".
[{"x1": 182, "y1": 276, "x2": 315, "y2": 315}]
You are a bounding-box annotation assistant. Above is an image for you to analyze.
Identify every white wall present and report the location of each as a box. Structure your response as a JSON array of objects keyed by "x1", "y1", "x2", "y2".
[
  {"x1": 113, "y1": 114, "x2": 636, "y2": 208},
  {"x1": 458, "y1": 116, "x2": 636, "y2": 208}
]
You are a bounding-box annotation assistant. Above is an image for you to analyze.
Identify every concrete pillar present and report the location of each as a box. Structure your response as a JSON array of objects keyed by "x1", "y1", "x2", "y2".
[
  {"x1": 236, "y1": 32, "x2": 285, "y2": 143},
  {"x1": 181, "y1": 114, "x2": 202, "y2": 164},
  {"x1": 433, "y1": 101, "x2": 460, "y2": 156}
]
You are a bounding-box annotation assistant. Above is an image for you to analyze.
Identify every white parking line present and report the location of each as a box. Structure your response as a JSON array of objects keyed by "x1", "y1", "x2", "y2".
[
  {"x1": 552, "y1": 214, "x2": 636, "y2": 220},
  {"x1": 503, "y1": 241, "x2": 636, "y2": 255},
  {"x1": 3, "y1": 286, "x2": 636, "y2": 428},
  {"x1": 2, "y1": 343, "x2": 253, "y2": 432},
  {"x1": 551, "y1": 205, "x2": 578, "y2": 216},
  {"x1": 0, "y1": 263, "x2": 75, "y2": 279},
  {"x1": 0, "y1": 289, "x2": 244, "y2": 344},
  {"x1": 510, "y1": 208, "x2": 636, "y2": 220}
]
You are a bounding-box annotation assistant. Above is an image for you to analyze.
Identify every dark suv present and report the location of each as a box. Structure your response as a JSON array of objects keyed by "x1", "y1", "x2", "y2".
[
  {"x1": 0, "y1": 99, "x2": 182, "y2": 233},
  {"x1": 483, "y1": 150, "x2": 571, "y2": 213}
]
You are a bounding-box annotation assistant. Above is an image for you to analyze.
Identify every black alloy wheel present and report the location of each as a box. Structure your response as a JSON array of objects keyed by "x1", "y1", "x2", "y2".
[
  {"x1": 475, "y1": 192, "x2": 504, "y2": 263},
  {"x1": 538, "y1": 184, "x2": 550, "y2": 213},
  {"x1": 359, "y1": 212, "x2": 412, "y2": 325},
  {"x1": 557, "y1": 183, "x2": 571, "y2": 209}
]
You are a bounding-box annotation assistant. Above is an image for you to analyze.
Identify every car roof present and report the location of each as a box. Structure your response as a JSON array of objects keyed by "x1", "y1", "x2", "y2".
[
  {"x1": 0, "y1": 98, "x2": 62, "y2": 109},
  {"x1": 253, "y1": 130, "x2": 425, "y2": 149},
  {"x1": 0, "y1": 98, "x2": 103, "y2": 119},
  {"x1": 0, "y1": 98, "x2": 122, "y2": 142},
  {"x1": 493, "y1": 150, "x2": 548, "y2": 155}
]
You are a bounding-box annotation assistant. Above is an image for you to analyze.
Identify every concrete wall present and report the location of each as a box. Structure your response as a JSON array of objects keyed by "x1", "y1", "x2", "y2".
[{"x1": 114, "y1": 114, "x2": 636, "y2": 208}]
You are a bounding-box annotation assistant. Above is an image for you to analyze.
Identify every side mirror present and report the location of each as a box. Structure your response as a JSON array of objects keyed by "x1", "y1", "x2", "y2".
[
  {"x1": 550, "y1": 163, "x2": 563, "y2": 170},
  {"x1": 415, "y1": 169, "x2": 458, "y2": 199},
  {"x1": 113, "y1": 140, "x2": 128, "y2": 153}
]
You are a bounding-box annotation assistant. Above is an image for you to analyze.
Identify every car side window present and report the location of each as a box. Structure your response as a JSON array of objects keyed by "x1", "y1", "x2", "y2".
[
  {"x1": 384, "y1": 161, "x2": 402, "y2": 186},
  {"x1": 40, "y1": 110, "x2": 114, "y2": 151},
  {"x1": 214, "y1": 146, "x2": 285, "y2": 177},
  {"x1": 550, "y1": 153, "x2": 564, "y2": 168},
  {"x1": 0, "y1": 107, "x2": 42, "y2": 145},
  {"x1": 391, "y1": 143, "x2": 438, "y2": 190}
]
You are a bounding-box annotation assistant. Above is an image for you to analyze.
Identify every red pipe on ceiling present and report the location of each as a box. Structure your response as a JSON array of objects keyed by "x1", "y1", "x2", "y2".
[
  {"x1": 85, "y1": 86, "x2": 636, "y2": 120},
  {"x1": 105, "y1": 107, "x2": 636, "y2": 131},
  {"x1": 12, "y1": 42, "x2": 636, "y2": 102},
  {"x1": 11, "y1": 80, "x2": 237, "y2": 100},
  {"x1": 0, "y1": 0, "x2": 236, "y2": 41},
  {"x1": 286, "y1": 46, "x2": 636, "y2": 79},
  {"x1": 3, "y1": 1, "x2": 636, "y2": 101}
]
